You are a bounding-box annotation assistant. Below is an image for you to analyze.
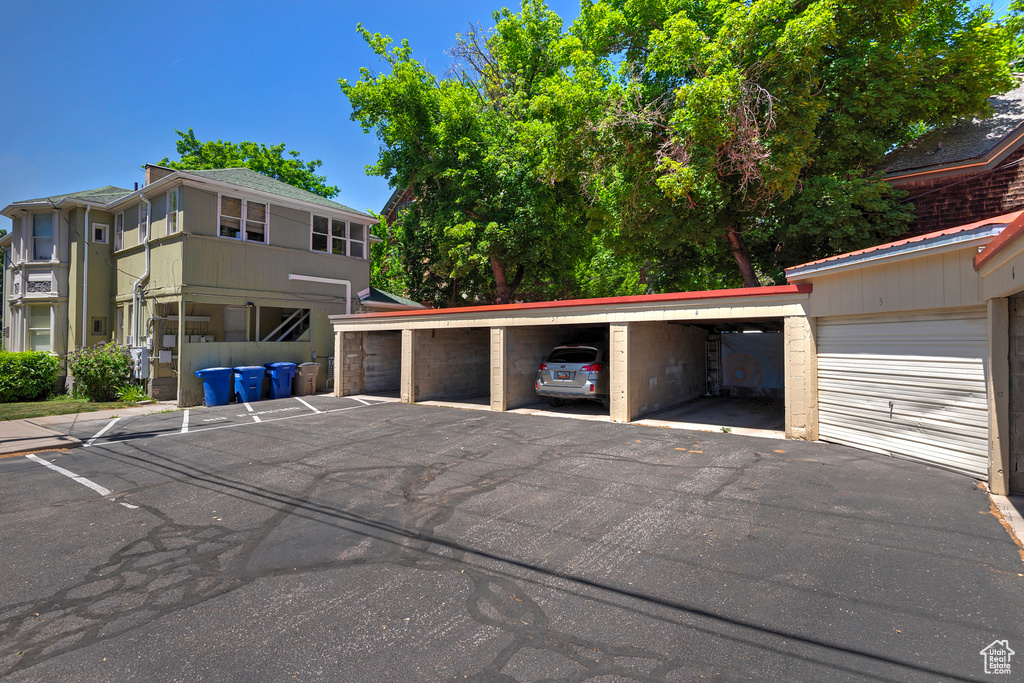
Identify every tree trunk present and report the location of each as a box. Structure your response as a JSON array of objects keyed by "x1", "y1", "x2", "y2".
[
  {"x1": 725, "y1": 226, "x2": 760, "y2": 288},
  {"x1": 491, "y1": 254, "x2": 513, "y2": 304}
]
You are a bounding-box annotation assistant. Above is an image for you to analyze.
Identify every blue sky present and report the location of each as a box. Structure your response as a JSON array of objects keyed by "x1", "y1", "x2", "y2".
[{"x1": 0, "y1": 0, "x2": 582, "y2": 232}]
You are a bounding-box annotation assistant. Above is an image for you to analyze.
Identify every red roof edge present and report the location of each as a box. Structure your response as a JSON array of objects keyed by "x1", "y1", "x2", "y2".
[
  {"x1": 342, "y1": 284, "x2": 813, "y2": 320},
  {"x1": 974, "y1": 211, "x2": 1024, "y2": 270},
  {"x1": 786, "y1": 210, "x2": 1024, "y2": 275}
]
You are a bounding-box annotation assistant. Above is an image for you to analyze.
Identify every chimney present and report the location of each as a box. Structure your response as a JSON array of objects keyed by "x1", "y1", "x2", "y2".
[{"x1": 145, "y1": 164, "x2": 174, "y2": 186}]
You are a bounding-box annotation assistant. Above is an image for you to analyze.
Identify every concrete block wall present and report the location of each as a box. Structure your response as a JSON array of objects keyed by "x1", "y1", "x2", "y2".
[
  {"x1": 491, "y1": 325, "x2": 567, "y2": 410},
  {"x1": 341, "y1": 331, "x2": 364, "y2": 396},
  {"x1": 1009, "y1": 295, "x2": 1024, "y2": 493},
  {"x1": 610, "y1": 322, "x2": 706, "y2": 422},
  {"x1": 363, "y1": 331, "x2": 401, "y2": 392},
  {"x1": 784, "y1": 316, "x2": 818, "y2": 440},
  {"x1": 412, "y1": 327, "x2": 490, "y2": 401}
]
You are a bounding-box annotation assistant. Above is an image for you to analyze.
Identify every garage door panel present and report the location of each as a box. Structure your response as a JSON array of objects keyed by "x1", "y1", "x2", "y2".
[{"x1": 817, "y1": 312, "x2": 988, "y2": 479}]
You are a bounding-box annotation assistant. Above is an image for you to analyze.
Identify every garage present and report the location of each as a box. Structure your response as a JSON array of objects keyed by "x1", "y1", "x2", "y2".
[
  {"x1": 407, "y1": 327, "x2": 490, "y2": 405},
  {"x1": 816, "y1": 311, "x2": 989, "y2": 478}
]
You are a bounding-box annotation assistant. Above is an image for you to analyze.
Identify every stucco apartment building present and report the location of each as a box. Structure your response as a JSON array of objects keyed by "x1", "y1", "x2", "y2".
[{"x1": 1, "y1": 164, "x2": 379, "y2": 406}]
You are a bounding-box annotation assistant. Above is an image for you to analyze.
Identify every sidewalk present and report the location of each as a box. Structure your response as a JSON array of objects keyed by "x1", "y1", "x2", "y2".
[{"x1": 0, "y1": 401, "x2": 178, "y2": 458}]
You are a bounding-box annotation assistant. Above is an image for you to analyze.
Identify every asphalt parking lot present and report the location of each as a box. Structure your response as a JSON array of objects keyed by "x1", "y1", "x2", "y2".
[{"x1": 1, "y1": 397, "x2": 1021, "y2": 682}]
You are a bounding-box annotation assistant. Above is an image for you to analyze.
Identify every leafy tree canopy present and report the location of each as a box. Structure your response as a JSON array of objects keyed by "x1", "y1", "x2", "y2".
[
  {"x1": 346, "y1": 0, "x2": 1022, "y2": 302},
  {"x1": 157, "y1": 128, "x2": 339, "y2": 199}
]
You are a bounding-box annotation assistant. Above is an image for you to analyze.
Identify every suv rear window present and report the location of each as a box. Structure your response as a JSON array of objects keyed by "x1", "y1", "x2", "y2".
[{"x1": 546, "y1": 347, "x2": 598, "y2": 363}]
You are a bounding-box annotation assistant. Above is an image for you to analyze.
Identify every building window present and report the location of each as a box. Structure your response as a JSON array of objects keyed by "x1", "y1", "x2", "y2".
[
  {"x1": 115, "y1": 212, "x2": 124, "y2": 250},
  {"x1": 138, "y1": 202, "x2": 149, "y2": 242},
  {"x1": 32, "y1": 213, "x2": 54, "y2": 261},
  {"x1": 92, "y1": 223, "x2": 108, "y2": 244},
  {"x1": 311, "y1": 216, "x2": 366, "y2": 258},
  {"x1": 91, "y1": 317, "x2": 106, "y2": 335},
  {"x1": 167, "y1": 188, "x2": 179, "y2": 235},
  {"x1": 219, "y1": 195, "x2": 267, "y2": 243},
  {"x1": 28, "y1": 305, "x2": 51, "y2": 352}
]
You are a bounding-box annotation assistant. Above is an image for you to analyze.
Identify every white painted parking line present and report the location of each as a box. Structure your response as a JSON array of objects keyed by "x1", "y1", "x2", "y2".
[
  {"x1": 243, "y1": 402, "x2": 262, "y2": 423},
  {"x1": 181, "y1": 409, "x2": 190, "y2": 434},
  {"x1": 349, "y1": 397, "x2": 371, "y2": 406},
  {"x1": 295, "y1": 397, "x2": 321, "y2": 413},
  {"x1": 25, "y1": 454, "x2": 111, "y2": 497},
  {"x1": 84, "y1": 418, "x2": 121, "y2": 448}
]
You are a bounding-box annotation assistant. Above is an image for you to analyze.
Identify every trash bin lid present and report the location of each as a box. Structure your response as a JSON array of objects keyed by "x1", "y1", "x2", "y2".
[
  {"x1": 298, "y1": 362, "x2": 319, "y2": 367},
  {"x1": 233, "y1": 365, "x2": 266, "y2": 372},
  {"x1": 265, "y1": 362, "x2": 297, "y2": 369},
  {"x1": 195, "y1": 366, "x2": 232, "y2": 377}
]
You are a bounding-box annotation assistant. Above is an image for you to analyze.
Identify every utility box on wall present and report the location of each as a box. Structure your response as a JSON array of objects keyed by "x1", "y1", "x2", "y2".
[{"x1": 130, "y1": 347, "x2": 150, "y2": 379}]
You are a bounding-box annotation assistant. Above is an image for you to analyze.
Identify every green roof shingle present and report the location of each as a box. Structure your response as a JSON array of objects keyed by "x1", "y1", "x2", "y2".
[{"x1": 180, "y1": 168, "x2": 374, "y2": 218}]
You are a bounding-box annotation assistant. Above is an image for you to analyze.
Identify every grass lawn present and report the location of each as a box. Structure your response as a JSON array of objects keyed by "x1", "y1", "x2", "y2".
[{"x1": 0, "y1": 397, "x2": 138, "y2": 421}]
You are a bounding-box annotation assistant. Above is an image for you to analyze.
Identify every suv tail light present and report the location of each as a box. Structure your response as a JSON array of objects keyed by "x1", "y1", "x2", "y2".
[
  {"x1": 580, "y1": 363, "x2": 603, "y2": 372},
  {"x1": 538, "y1": 363, "x2": 548, "y2": 371}
]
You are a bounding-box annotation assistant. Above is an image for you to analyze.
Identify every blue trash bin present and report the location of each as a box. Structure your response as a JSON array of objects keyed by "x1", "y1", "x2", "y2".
[
  {"x1": 264, "y1": 362, "x2": 297, "y2": 399},
  {"x1": 194, "y1": 367, "x2": 232, "y2": 407},
  {"x1": 233, "y1": 366, "x2": 266, "y2": 403}
]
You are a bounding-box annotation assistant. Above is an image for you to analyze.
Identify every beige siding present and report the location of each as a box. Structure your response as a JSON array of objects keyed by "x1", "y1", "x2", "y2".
[
  {"x1": 272, "y1": 204, "x2": 313, "y2": 251},
  {"x1": 183, "y1": 186, "x2": 218, "y2": 237},
  {"x1": 181, "y1": 236, "x2": 368, "y2": 299},
  {"x1": 980, "y1": 240, "x2": 1024, "y2": 300},
  {"x1": 807, "y1": 247, "x2": 984, "y2": 318}
]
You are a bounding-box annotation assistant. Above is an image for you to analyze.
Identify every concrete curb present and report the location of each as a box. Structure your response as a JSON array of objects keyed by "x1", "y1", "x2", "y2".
[{"x1": 990, "y1": 494, "x2": 1024, "y2": 553}]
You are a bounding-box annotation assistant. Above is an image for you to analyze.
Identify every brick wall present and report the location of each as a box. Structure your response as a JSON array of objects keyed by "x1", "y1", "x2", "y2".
[
  {"x1": 342, "y1": 331, "x2": 364, "y2": 396},
  {"x1": 784, "y1": 316, "x2": 817, "y2": 441},
  {"x1": 612, "y1": 322, "x2": 706, "y2": 421},
  {"x1": 363, "y1": 331, "x2": 401, "y2": 393},
  {"x1": 896, "y1": 145, "x2": 1024, "y2": 236},
  {"x1": 1010, "y1": 295, "x2": 1024, "y2": 493},
  {"x1": 414, "y1": 327, "x2": 490, "y2": 401},
  {"x1": 500, "y1": 326, "x2": 567, "y2": 410}
]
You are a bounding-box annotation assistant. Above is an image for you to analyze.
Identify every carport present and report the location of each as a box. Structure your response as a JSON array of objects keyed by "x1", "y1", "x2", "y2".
[
  {"x1": 330, "y1": 285, "x2": 814, "y2": 438},
  {"x1": 339, "y1": 330, "x2": 402, "y2": 398}
]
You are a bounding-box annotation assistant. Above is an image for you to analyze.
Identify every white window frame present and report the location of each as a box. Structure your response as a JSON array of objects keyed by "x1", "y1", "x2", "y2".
[
  {"x1": 114, "y1": 212, "x2": 124, "y2": 251},
  {"x1": 217, "y1": 194, "x2": 268, "y2": 244},
  {"x1": 310, "y1": 215, "x2": 367, "y2": 259},
  {"x1": 92, "y1": 222, "x2": 109, "y2": 244},
  {"x1": 31, "y1": 212, "x2": 55, "y2": 262},
  {"x1": 138, "y1": 202, "x2": 149, "y2": 243},
  {"x1": 27, "y1": 303, "x2": 52, "y2": 352},
  {"x1": 166, "y1": 187, "x2": 179, "y2": 235}
]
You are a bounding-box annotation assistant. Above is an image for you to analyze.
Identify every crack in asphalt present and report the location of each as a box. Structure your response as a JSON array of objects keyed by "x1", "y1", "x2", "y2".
[{"x1": 0, "y1": 409, "x2": 993, "y2": 682}]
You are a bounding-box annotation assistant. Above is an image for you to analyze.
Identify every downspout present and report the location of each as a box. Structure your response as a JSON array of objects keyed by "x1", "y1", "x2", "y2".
[
  {"x1": 287, "y1": 274, "x2": 351, "y2": 315},
  {"x1": 131, "y1": 195, "x2": 152, "y2": 345},
  {"x1": 81, "y1": 205, "x2": 90, "y2": 348}
]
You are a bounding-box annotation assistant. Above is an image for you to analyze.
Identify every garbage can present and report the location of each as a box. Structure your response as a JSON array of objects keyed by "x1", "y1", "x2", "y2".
[
  {"x1": 264, "y1": 362, "x2": 297, "y2": 399},
  {"x1": 233, "y1": 365, "x2": 266, "y2": 403},
  {"x1": 294, "y1": 362, "x2": 320, "y2": 396},
  {"x1": 194, "y1": 367, "x2": 232, "y2": 406}
]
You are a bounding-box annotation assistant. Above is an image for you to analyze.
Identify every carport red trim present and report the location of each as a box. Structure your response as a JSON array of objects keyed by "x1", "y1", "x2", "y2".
[
  {"x1": 345, "y1": 284, "x2": 812, "y2": 319},
  {"x1": 974, "y1": 210, "x2": 1024, "y2": 270}
]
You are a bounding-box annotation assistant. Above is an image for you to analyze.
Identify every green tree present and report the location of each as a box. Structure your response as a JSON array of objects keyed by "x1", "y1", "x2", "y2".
[
  {"x1": 568, "y1": 0, "x2": 1019, "y2": 286},
  {"x1": 157, "y1": 128, "x2": 340, "y2": 199},
  {"x1": 341, "y1": 2, "x2": 601, "y2": 305}
]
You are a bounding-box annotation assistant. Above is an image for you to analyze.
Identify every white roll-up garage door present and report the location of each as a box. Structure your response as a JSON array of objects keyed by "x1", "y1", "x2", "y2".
[{"x1": 817, "y1": 311, "x2": 989, "y2": 479}]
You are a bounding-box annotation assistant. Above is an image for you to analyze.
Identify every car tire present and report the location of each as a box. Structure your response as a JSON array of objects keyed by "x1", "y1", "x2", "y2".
[
  {"x1": 600, "y1": 398, "x2": 610, "y2": 409},
  {"x1": 546, "y1": 397, "x2": 566, "y2": 407}
]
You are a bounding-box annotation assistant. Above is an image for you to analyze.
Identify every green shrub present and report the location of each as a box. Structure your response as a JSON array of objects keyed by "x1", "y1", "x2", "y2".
[
  {"x1": 0, "y1": 351, "x2": 59, "y2": 403},
  {"x1": 66, "y1": 343, "x2": 133, "y2": 402}
]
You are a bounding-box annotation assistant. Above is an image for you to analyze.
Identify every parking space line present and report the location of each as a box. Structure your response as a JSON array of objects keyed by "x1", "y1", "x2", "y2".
[
  {"x1": 84, "y1": 418, "x2": 121, "y2": 448},
  {"x1": 295, "y1": 397, "x2": 321, "y2": 414},
  {"x1": 349, "y1": 397, "x2": 370, "y2": 406},
  {"x1": 181, "y1": 410, "x2": 190, "y2": 434},
  {"x1": 76, "y1": 402, "x2": 376, "y2": 450},
  {"x1": 25, "y1": 454, "x2": 111, "y2": 496},
  {"x1": 243, "y1": 402, "x2": 262, "y2": 423}
]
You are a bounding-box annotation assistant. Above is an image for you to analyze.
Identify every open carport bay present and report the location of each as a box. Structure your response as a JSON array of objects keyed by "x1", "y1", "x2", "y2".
[{"x1": 340, "y1": 330, "x2": 402, "y2": 398}]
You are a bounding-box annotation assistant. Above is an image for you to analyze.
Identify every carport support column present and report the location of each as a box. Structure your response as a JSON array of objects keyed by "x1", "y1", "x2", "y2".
[
  {"x1": 988, "y1": 297, "x2": 1011, "y2": 495},
  {"x1": 490, "y1": 327, "x2": 507, "y2": 412},
  {"x1": 401, "y1": 328, "x2": 417, "y2": 404},
  {"x1": 784, "y1": 316, "x2": 818, "y2": 441},
  {"x1": 333, "y1": 329, "x2": 344, "y2": 397},
  {"x1": 609, "y1": 323, "x2": 633, "y2": 423}
]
